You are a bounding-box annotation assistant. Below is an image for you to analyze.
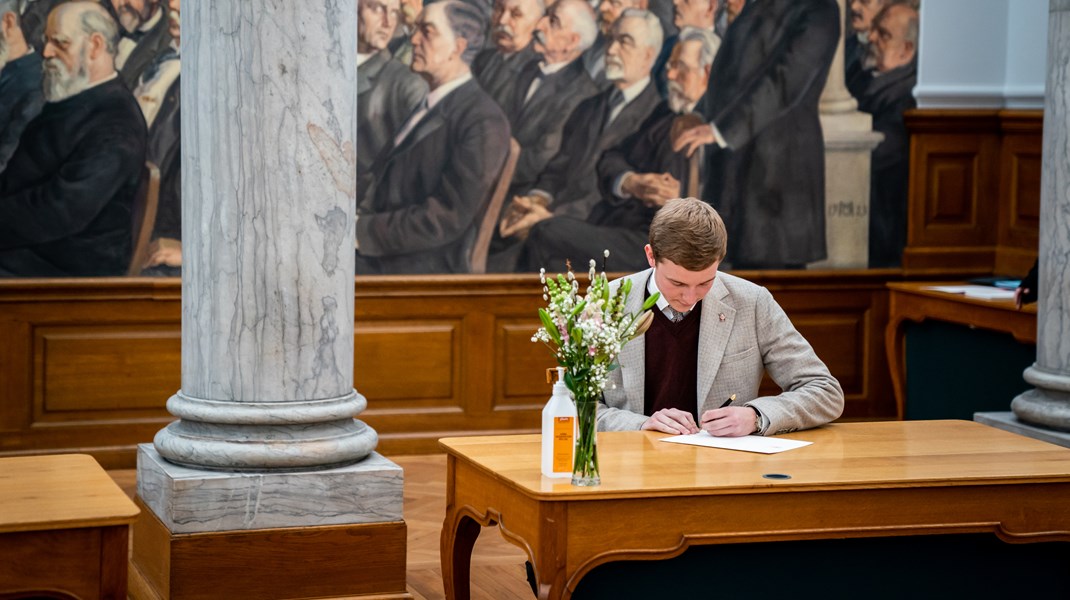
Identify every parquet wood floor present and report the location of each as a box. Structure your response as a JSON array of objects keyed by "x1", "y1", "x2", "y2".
[{"x1": 109, "y1": 454, "x2": 532, "y2": 600}]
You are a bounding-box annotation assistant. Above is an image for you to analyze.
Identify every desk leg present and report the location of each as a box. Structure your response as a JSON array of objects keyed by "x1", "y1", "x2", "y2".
[
  {"x1": 441, "y1": 511, "x2": 481, "y2": 600},
  {"x1": 886, "y1": 313, "x2": 907, "y2": 421}
]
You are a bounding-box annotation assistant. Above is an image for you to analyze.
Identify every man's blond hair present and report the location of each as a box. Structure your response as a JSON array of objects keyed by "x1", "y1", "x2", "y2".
[{"x1": 648, "y1": 197, "x2": 727, "y2": 271}]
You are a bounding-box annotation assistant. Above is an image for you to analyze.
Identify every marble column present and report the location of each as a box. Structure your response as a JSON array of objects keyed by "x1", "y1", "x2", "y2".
[
  {"x1": 811, "y1": 0, "x2": 884, "y2": 269},
  {"x1": 137, "y1": 1, "x2": 401, "y2": 534},
  {"x1": 1010, "y1": 0, "x2": 1070, "y2": 433}
]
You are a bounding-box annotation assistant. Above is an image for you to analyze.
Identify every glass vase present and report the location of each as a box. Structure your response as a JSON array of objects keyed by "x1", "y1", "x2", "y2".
[{"x1": 572, "y1": 391, "x2": 600, "y2": 486}]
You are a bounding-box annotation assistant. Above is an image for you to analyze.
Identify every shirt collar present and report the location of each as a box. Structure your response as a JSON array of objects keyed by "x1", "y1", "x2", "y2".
[
  {"x1": 426, "y1": 71, "x2": 472, "y2": 110},
  {"x1": 618, "y1": 76, "x2": 650, "y2": 106},
  {"x1": 357, "y1": 52, "x2": 375, "y2": 67},
  {"x1": 538, "y1": 57, "x2": 574, "y2": 76},
  {"x1": 139, "y1": 6, "x2": 164, "y2": 33}
]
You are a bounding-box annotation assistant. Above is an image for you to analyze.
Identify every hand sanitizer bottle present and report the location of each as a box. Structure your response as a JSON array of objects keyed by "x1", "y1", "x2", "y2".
[{"x1": 542, "y1": 367, "x2": 577, "y2": 478}]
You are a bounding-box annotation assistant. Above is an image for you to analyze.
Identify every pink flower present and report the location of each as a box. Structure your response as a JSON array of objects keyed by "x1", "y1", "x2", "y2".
[{"x1": 588, "y1": 346, "x2": 597, "y2": 356}]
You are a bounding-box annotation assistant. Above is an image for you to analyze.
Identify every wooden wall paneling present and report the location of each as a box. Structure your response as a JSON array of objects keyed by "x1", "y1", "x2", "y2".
[
  {"x1": 2, "y1": 273, "x2": 901, "y2": 464},
  {"x1": 996, "y1": 110, "x2": 1042, "y2": 276},
  {"x1": 902, "y1": 109, "x2": 1042, "y2": 276}
]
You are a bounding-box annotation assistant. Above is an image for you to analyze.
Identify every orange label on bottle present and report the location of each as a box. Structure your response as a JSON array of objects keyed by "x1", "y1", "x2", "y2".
[{"x1": 552, "y1": 417, "x2": 575, "y2": 472}]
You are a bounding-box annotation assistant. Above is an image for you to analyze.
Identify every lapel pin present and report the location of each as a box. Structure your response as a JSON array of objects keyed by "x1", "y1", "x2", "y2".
[{"x1": 719, "y1": 313, "x2": 726, "y2": 322}]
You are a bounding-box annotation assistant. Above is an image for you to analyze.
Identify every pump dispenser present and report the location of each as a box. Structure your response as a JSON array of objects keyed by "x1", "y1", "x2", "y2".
[{"x1": 541, "y1": 367, "x2": 577, "y2": 478}]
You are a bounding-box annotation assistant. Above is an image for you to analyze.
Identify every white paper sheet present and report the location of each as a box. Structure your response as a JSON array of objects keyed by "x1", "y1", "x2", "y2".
[
  {"x1": 659, "y1": 432, "x2": 813, "y2": 454},
  {"x1": 923, "y1": 285, "x2": 1016, "y2": 300}
]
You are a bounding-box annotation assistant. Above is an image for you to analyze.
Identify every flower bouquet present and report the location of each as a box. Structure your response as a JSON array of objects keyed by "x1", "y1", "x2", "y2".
[{"x1": 532, "y1": 254, "x2": 659, "y2": 486}]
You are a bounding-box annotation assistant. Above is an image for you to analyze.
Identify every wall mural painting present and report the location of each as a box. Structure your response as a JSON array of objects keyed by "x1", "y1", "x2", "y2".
[{"x1": 0, "y1": 0, "x2": 918, "y2": 277}]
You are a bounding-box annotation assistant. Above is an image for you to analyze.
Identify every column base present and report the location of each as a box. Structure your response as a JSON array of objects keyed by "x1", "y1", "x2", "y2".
[
  {"x1": 129, "y1": 497, "x2": 411, "y2": 600},
  {"x1": 975, "y1": 411, "x2": 1070, "y2": 449},
  {"x1": 1011, "y1": 388, "x2": 1070, "y2": 433},
  {"x1": 137, "y1": 444, "x2": 402, "y2": 532}
]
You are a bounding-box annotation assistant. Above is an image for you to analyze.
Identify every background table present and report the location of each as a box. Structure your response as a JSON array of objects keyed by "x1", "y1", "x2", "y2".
[
  {"x1": 0, "y1": 454, "x2": 140, "y2": 599},
  {"x1": 886, "y1": 282, "x2": 1037, "y2": 419},
  {"x1": 440, "y1": 421, "x2": 1070, "y2": 600}
]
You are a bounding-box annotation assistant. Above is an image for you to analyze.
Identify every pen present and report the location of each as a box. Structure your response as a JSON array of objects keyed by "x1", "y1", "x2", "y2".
[{"x1": 719, "y1": 394, "x2": 737, "y2": 408}]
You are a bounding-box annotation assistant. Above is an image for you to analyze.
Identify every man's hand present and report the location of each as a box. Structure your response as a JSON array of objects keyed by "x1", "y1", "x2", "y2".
[
  {"x1": 700, "y1": 406, "x2": 758, "y2": 437},
  {"x1": 672, "y1": 124, "x2": 716, "y2": 158},
  {"x1": 641, "y1": 408, "x2": 700, "y2": 435},
  {"x1": 145, "y1": 237, "x2": 182, "y2": 268},
  {"x1": 499, "y1": 195, "x2": 551, "y2": 239},
  {"x1": 1014, "y1": 285, "x2": 1031, "y2": 310},
  {"x1": 621, "y1": 172, "x2": 681, "y2": 207}
]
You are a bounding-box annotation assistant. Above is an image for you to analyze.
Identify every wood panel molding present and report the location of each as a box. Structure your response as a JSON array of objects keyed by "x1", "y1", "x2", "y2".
[
  {"x1": 903, "y1": 109, "x2": 1041, "y2": 275},
  {"x1": 0, "y1": 272, "x2": 901, "y2": 467}
]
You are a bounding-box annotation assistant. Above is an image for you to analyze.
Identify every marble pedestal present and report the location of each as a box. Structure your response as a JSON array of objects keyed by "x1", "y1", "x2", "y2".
[
  {"x1": 131, "y1": 445, "x2": 409, "y2": 599},
  {"x1": 975, "y1": 412, "x2": 1070, "y2": 449},
  {"x1": 810, "y1": 112, "x2": 884, "y2": 269}
]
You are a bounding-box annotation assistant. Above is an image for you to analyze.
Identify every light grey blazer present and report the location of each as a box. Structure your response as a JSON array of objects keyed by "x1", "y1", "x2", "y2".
[{"x1": 599, "y1": 269, "x2": 844, "y2": 435}]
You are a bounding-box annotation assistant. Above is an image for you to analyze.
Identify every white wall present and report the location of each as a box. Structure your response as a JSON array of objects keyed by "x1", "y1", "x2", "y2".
[{"x1": 916, "y1": 0, "x2": 1049, "y2": 109}]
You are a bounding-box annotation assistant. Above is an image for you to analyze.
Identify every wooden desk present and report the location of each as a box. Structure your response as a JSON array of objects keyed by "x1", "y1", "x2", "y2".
[
  {"x1": 0, "y1": 454, "x2": 140, "y2": 599},
  {"x1": 886, "y1": 282, "x2": 1037, "y2": 419},
  {"x1": 440, "y1": 421, "x2": 1070, "y2": 600}
]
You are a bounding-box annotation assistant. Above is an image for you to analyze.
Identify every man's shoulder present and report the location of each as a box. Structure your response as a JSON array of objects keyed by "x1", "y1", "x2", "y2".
[
  {"x1": 716, "y1": 271, "x2": 766, "y2": 301},
  {"x1": 444, "y1": 80, "x2": 508, "y2": 125}
]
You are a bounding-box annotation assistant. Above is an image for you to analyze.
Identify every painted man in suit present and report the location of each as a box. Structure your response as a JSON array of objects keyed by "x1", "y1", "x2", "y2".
[
  {"x1": 504, "y1": 0, "x2": 599, "y2": 194},
  {"x1": 600, "y1": 197, "x2": 844, "y2": 436},
  {"x1": 845, "y1": 0, "x2": 888, "y2": 98},
  {"x1": 0, "y1": 1, "x2": 146, "y2": 276},
  {"x1": 356, "y1": 0, "x2": 427, "y2": 188},
  {"x1": 675, "y1": 0, "x2": 840, "y2": 269},
  {"x1": 498, "y1": 8, "x2": 661, "y2": 255},
  {"x1": 109, "y1": 0, "x2": 171, "y2": 89},
  {"x1": 472, "y1": 0, "x2": 543, "y2": 110},
  {"x1": 650, "y1": 0, "x2": 717, "y2": 96},
  {"x1": 859, "y1": 1, "x2": 917, "y2": 268},
  {"x1": 0, "y1": 0, "x2": 44, "y2": 171},
  {"x1": 523, "y1": 28, "x2": 718, "y2": 272},
  {"x1": 583, "y1": 0, "x2": 647, "y2": 88},
  {"x1": 139, "y1": 0, "x2": 180, "y2": 274},
  {"x1": 355, "y1": 0, "x2": 510, "y2": 274}
]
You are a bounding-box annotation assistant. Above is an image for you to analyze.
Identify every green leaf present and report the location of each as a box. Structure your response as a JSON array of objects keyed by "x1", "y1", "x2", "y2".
[
  {"x1": 641, "y1": 292, "x2": 660, "y2": 311},
  {"x1": 538, "y1": 308, "x2": 561, "y2": 345}
]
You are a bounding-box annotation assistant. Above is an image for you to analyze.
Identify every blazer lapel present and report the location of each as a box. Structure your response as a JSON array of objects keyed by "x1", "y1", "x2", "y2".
[
  {"x1": 696, "y1": 275, "x2": 735, "y2": 407},
  {"x1": 617, "y1": 269, "x2": 652, "y2": 413}
]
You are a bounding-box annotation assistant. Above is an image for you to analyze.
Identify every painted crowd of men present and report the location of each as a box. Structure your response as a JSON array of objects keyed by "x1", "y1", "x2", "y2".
[
  {"x1": 0, "y1": 0, "x2": 181, "y2": 276},
  {"x1": 354, "y1": 0, "x2": 919, "y2": 274},
  {"x1": 0, "y1": 0, "x2": 920, "y2": 277}
]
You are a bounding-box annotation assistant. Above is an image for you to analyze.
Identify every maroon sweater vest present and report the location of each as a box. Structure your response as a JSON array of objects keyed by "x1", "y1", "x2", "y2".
[{"x1": 643, "y1": 300, "x2": 702, "y2": 419}]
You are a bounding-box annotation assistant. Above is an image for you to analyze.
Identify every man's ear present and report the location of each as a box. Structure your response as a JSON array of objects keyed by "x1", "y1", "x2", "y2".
[
  {"x1": 644, "y1": 244, "x2": 657, "y2": 268},
  {"x1": 904, "y1": 40, "x2": 916, "y2": 62},
  {"x1": 87, "y1": 31, "x2": 106, "y2": 60},
  {"x1": 454, "y1": 35, "x2": 467, "y2": 60}
]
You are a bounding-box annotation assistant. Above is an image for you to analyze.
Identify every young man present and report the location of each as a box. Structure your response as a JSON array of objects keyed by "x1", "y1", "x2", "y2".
[{"x1": 599, "y1": 197, "x2": 844, "y2": 436}]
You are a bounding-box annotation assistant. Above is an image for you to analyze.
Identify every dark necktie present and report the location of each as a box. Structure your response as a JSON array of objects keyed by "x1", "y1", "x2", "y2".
[{"x1": 604, "y1": 89, "x2": 625, "y2": 129}]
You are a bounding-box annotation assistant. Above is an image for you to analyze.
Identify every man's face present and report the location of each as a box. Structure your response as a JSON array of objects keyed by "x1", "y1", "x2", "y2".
[
  {"x1": 672, "y1": 0, "x2": 714, "y2": 31},
  {"x1": 111, "y1": 0, "x2": 156, "y2": 33},
  {"x1": 491, "y1": 0, "x2": 542, "y2": 54},
  {"x1": 410, "y1": 4, "x2": 461, "y2": 81},
  {"x1": 868, "y1": 5, "x2": 915, "y2": 73},
  {"x1": 359, "y1": 0, "x2": 400, "y2": 53},
  {"x1": 724, "y1": 0, "x2": 745, "y2": 24},
  {"x1": 848, "y1": 0, "x2": 884, "y2": 34},
  {"x1": 645, "y1": 246, "x2": 720, "y2": 313},
  {"x1": 533, "y1": 2, "x2": 578, "y2": 62},
  {"x1": 167, "y1": 0, "x2": 180, "y2": 47},
  {"x1": 597, "y1": 0, "x2": 640, "y2": 36},
  {"x1": 399, "y1": 0, "x2": 422, "y2": 28},
  {"x1": 41, "y1": 10, "x2": 90, "y2": 101},
  {"x1": 666, "y1": 40, "x2": 708, "y2": 112},
  {"x1": 604, "y1": 15, "x2": 654, "y2": 86}
]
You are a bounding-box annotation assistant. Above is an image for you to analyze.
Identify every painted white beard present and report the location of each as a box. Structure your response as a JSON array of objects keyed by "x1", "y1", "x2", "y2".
[
  {"x1": 604, "y1": 61, "x2": 624, "y2": 80},
  {"x1": 43, "y1": 53, "x2": 91, "y2": 102},
  {"x1": 667, "y1": 82, "x2": 691, "y2": 113}
]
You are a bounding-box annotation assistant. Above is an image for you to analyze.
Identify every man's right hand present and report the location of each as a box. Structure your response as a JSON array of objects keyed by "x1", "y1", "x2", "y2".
[
  {"x1": 621, "y1": 172, "x2": 681, "y2": 207},
  {"x1": 641, "y1": 408, "x2": 700, "y2": 435}
]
